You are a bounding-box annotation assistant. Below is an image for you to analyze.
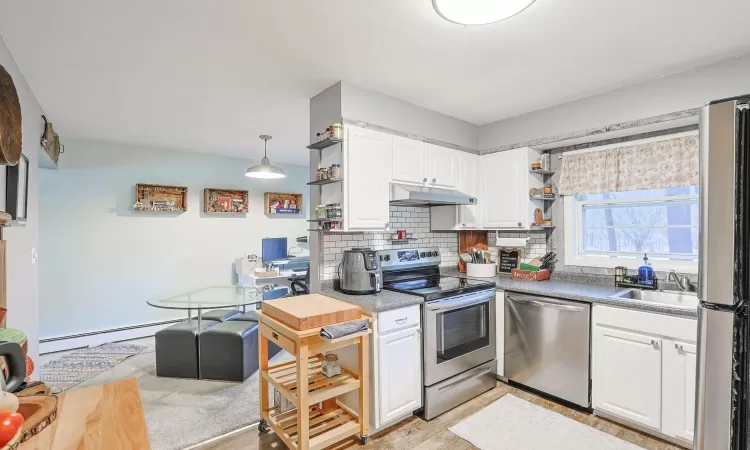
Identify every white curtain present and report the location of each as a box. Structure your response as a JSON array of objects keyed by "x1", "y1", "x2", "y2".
[{"x1": 558, "y1": 134, "x2": 699, "y2": 196}]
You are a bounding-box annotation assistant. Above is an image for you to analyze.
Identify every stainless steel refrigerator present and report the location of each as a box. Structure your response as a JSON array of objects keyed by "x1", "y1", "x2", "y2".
[{"x1": 696, "y1": 96, "x2": 750, "y2": 450}]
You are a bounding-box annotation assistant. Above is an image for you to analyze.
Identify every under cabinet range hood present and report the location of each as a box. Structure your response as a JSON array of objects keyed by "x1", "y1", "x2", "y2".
[{"x1": 390, "y1": 183, "x2": 478, "y2": 206}]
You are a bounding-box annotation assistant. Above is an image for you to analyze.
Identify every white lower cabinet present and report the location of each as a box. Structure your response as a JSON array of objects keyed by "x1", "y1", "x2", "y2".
[
  {"x1": 662, "y1": 340, "x2": 697, "y2": 442},
  {"x1": 336, "y1": 305, "x2": 422, "y2": 433},
  {"x1": 593, "y1": 327, "x2": 662, "y2": 429},
  {"x1": 592, "y1": 305, "x2": 697, "y2": 445},
  {"x1": 378, "y1": 326, "x2": 422, "y2": 425}
]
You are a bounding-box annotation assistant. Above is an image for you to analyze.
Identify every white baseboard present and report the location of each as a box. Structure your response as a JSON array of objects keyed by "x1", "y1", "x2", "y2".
[{"x1": 39, "y1": 320, "x2": 179, "y2": 354}]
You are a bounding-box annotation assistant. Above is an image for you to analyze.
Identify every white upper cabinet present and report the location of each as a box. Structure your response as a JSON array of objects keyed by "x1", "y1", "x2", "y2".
[
  {"x1": 428, "y1": 144, "x2": 460, "y2": 189},
  {"x1": 481, "y1": 147, "x2": 542, "y2": 229},
  {"x1": 458, "y1": 152, "x2": 481, "y2": 228},
  {"x1": 345, "y1": 126, "x2": 393, "y2": 230},
  {"x1": 392, "y1": 136, "x2": 430, "y2": 185},
  {"x1": 429, "y1": 150, "x2": 481, "y2": 231}
]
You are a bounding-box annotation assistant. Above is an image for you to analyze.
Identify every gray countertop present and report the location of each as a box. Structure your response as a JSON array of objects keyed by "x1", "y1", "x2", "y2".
[
  {"x1": 319, "y1": 274, "x2": 698, "y2": 318},
  {"x1": 321, "y1": 283, "x2": 424, "y2": 313},
  {"x1": 454, "y1": 272, "x2": 698, "y2": 318}
]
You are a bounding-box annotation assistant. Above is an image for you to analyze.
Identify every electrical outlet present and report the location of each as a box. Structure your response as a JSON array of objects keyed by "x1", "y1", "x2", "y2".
[{"x1": 31, "y1": 248, "x2": 37, "y2": 264}]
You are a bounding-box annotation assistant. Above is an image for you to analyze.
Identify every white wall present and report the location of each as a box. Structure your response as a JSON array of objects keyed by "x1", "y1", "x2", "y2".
[
  {"x1": 340, "y1": 82, "x2": 478, "y2": 150},
  {"x1": 479, "y1": 53, "x2": 750, "y2": 150},
  {"x1": 0, "y1": 36, "x2": 41, "y2": 364},
  {"x1": 39, "y1": 139, "x2": 309, "y2": 339}
]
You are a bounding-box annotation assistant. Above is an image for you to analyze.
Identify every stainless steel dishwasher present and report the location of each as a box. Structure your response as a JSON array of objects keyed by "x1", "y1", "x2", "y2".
[{"x1": 504, "y1": 293, "x2": 591, "y2": 408}]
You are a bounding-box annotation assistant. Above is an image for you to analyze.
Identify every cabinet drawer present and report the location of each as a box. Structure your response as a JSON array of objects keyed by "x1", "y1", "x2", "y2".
[
  {"x1": 378, "y1": 305, "x2": 420, "y2": 334},
  {"x1": 593, "y1": 305, "x2": 697, "y2": 343}
]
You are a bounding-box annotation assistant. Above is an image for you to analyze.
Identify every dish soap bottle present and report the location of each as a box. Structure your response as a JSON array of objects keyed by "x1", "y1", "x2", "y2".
[{"x1": 638, "y1": 254, "x2": 654, "y2": 286}]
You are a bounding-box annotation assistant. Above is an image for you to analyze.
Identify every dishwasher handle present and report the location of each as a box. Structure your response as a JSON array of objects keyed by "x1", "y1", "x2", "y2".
[{"x1": 507, "y1": 294, "x2": 586, "y2": 312}]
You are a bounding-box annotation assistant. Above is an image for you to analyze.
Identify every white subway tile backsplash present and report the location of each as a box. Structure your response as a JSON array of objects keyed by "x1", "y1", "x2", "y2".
[{"x1": 318, "y1": 207, "x2": 548, "y2": 280}]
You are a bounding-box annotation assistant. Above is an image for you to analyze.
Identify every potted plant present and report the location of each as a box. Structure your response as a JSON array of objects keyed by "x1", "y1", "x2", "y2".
[
  {"x1": 544, "y1": 184, "x2": 554, "y2": 194},
  {"x1": 543, "y1": 217, "x2": 553, "y2": 227}
]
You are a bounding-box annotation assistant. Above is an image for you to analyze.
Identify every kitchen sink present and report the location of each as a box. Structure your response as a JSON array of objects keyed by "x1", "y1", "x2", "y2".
[{"x1": 608, "y1": 289, "x2": 699, "y2": 309}]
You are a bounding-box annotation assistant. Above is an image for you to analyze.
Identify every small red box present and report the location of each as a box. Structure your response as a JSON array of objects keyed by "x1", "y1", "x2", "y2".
[{"x1": 510, "y1": 269, "x2": 551, "y2": 281}]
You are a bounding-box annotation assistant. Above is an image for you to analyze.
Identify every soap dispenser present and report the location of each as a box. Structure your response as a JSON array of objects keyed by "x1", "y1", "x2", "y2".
[{"x1": 638, "y1": 253, "x2": 654, "y2": 285}]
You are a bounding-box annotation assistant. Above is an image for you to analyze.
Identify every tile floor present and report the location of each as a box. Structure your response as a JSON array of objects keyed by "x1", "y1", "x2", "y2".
[{"x1": 196, "y1": 381, "x2": 684, "y2": 450}]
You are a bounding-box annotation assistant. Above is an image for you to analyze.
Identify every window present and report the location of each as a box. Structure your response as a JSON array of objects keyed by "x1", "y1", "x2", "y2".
[{"x1": 564, "y1": 186, "x2": 699, "y2": 273}]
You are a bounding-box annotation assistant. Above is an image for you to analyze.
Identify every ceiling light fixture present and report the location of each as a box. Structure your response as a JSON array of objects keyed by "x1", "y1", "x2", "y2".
[
  {"x1": 245, "y1": 135, "x2": 286, "y2": 179},
  {"x1": 432, "y1": 0, "x2": 536, "y2": 26}
]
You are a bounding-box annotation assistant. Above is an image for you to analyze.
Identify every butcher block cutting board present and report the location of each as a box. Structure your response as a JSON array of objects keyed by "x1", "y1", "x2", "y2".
[{"x1": 261, "y1": 294, "x2": 360, "y2": 330}]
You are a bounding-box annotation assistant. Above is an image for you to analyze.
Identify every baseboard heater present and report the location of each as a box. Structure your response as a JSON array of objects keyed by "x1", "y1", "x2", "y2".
[{"x1": 40, "y1": 319, "x2": 183, "y2": 343}]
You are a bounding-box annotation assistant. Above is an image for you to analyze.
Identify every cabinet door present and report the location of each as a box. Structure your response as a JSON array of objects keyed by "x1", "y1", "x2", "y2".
[
  {"x1": 663, "y1": 340, "x2": 697, "y2": 443},
  {"x1": 378, "y1": 327, "x2": 422, "y2": 425},
  {"x1": 428, "y1": 144, "x2": 460, "y2": 189},
  {"x1": 392, "y1": 136, "x2": 429, "y2": 185},
  {"x1": 346, "y1": 126, "x2": 392, "y2": 230},
  {"x1": 593, "y1": 326, "x2": 662, "y2": 430},
  {"x1": 482, "y1": 150, "x2": 524, "y2": 229},
  {"x1": 458, "y1": 152, "x2": 481, "y2": 229}
]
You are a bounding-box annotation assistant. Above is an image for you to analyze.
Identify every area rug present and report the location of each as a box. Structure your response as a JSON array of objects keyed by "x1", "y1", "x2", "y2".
[
  {"x1": 449, "y1": 394, "x2": 644, "y2": 450},
  {"x1": 71, "y1": 345, "x2": 292, "y2": 450},
  {"x1": 39, "y1": 343, "x2": 148, "y2": 393}
]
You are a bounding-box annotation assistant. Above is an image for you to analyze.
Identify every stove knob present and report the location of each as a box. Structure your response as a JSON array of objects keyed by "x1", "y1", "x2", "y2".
[
  {"x1": 434, "y1": 251, "x2": 440, "y2": 257},
  {"x1": 420, "y1": 252, "x2": 426, "y2": 258},
  {"x1": 384, "y1": 255, "x2": 391, "y2": 261},
  {"x1": 379, "y1": 255, "x2": 383, "y2": 261}
]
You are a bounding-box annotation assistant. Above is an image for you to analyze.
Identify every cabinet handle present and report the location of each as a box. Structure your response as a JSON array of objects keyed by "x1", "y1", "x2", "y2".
[
  {"x1": 461, "y1": 223, "x2": 466, "y2": 227},
  {"x1": 674, "y1": 343, "x2": 684, "y2": 351},
  {"x1": 395, "y1": 317, "x2": 408, "y2": 324},
  {"x1": 423, "y1": 178, "x2": 427, "y2": 182},
  {"x1": 517, "y1": 222, "x2": 522, "y2": 227},
  {"x1": 651, "y1": 339, "x2": 659, "y2": 348},
  {"x1": 432, "y1": 178, "x2": 437, "y2": 183}
]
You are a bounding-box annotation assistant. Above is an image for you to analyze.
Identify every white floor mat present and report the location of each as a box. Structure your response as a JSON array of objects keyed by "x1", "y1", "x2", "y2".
[{"x1": 449, "y1": 394, "x2": 644, "y2": 450}]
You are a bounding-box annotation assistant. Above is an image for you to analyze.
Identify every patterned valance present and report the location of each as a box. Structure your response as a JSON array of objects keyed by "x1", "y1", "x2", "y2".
[{"x1": 557, "y1": 134, "x2": 699, "y2": 195}]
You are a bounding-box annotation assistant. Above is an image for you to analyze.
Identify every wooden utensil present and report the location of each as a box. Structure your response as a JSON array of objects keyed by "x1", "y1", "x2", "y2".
[
  {"x1": 261, "y1": 294, "x2": 361, "y2": 330},
  {"x1": 458, "y1": 230, "x2": 488, "y2": 273},
  {"x1": 533, "y1": 208, "x2": 544, "y2": 225},
  {"x1": 0, "y1": 65, "x2": 21, "y2": 166}
]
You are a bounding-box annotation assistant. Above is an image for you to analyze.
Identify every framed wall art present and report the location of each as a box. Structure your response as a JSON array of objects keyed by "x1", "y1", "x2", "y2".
[
  {"x1": 204, "y1": 188, "x2": 249, "y2": 213},
  {"x1": 5, "y1": 153, "x2": 28, "y2": 222}
]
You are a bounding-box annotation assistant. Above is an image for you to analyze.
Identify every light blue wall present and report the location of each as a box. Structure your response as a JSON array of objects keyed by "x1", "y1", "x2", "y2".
[
  {"x1": 0, "y1": 36, "x2": 42, "y2": 363},
  {"x1": 39, "y1": 139, "x2": 309, "y2": 339}
]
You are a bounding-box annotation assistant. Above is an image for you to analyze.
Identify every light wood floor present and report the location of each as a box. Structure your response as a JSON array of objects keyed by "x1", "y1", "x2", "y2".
[{"x1": 197, "y1": 381, "x2": 683, "y2": 450}]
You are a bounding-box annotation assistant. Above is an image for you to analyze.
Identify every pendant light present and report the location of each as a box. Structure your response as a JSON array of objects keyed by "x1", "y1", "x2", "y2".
[
  {"x1": 433, "y1": 0, "x2": 536, "y2": 25},
  {"x1": 245, "y1": 135, "x2": 286, "y2": 179}
]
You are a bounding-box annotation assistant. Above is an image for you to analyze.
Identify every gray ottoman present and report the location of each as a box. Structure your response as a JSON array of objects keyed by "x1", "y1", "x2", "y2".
[
  {"x1": 199, "y1": 321, "x2": 260, "y2": 382},
  {"x1": 200, "y1": 309, "x2": 242, "y2": 322},
  {"x1": 231, "y1": 311, "x2": 259, "y2": 322},
  {"x1": 200, "y1": 319, "x2": 283, "y2": 381},
  {"x1": 228, "y1": 310, "x2": 282, "y2": 358},
  {"x1": 155, "y1": 319, "x2": 220, "y2": 379}
]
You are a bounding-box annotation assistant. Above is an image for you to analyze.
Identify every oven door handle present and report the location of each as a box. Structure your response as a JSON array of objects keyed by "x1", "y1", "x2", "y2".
[
  {"x1": 425, "y1": 289, "x2": 495, "y2": 312},
  {"x1": 507, "y1": 294, "x2": 585, "y2": 312}
]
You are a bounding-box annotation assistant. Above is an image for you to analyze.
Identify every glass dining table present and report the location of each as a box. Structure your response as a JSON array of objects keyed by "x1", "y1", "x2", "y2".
[{"x1": 147, "y1": 284, "x2": 290, "y2": 331}]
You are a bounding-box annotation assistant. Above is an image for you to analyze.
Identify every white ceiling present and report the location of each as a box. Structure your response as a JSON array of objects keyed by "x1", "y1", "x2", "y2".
[{"x1": 1, "y1": 0, "x2": 749, "y2": 164}]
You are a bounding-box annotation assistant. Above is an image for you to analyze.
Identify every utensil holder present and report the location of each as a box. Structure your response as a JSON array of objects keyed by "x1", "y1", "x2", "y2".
[{"x1": 467, "y1": 263, "x2": 497, "y2": 278}]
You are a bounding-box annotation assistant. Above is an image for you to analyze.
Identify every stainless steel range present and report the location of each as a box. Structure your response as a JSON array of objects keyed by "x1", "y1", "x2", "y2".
[{"x1": 380, "y1": 247, "x2": 497, "y2": 420}]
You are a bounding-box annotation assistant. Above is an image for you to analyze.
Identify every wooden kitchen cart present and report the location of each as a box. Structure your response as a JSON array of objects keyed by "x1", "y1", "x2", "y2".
[{"x1": 256, "y1": 310, "x2": 372, "y2": 450}]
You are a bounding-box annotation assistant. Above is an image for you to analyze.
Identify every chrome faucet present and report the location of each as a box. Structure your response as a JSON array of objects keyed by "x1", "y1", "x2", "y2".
[{"x1": 667, "y1": 270, "x2": 691, "y2": 292}]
